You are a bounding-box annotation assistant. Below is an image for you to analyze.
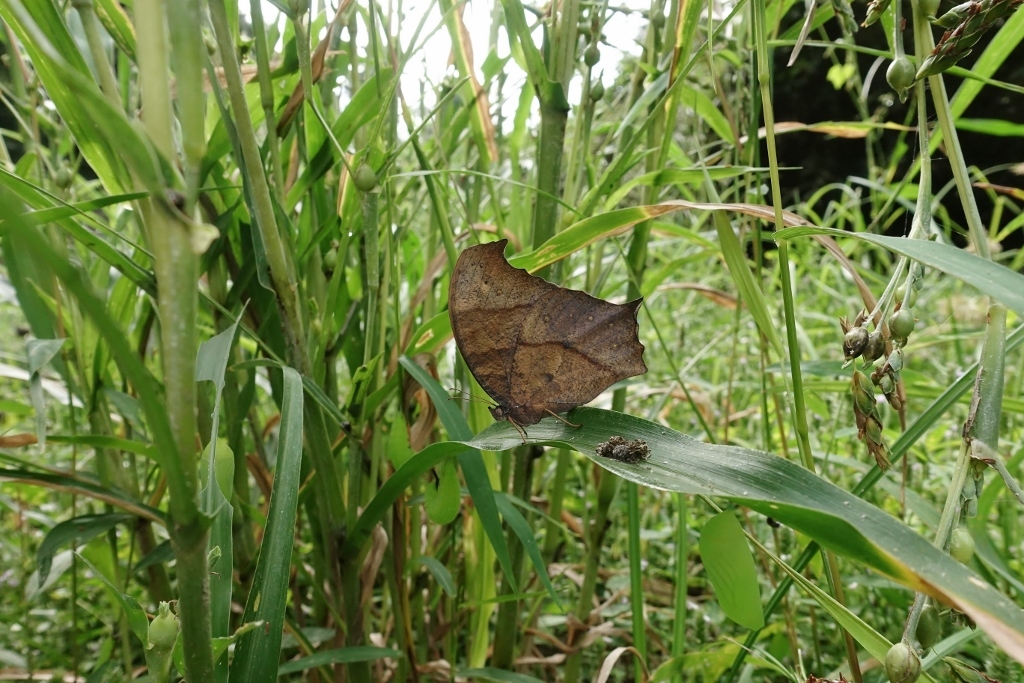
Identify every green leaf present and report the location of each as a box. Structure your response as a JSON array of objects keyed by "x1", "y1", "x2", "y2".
[
  {"x1": 414, "y1": 556, "x2": 456, "y2": 597},
  {"x1": 0, "y1": 170, "x2": 154, "y2": 295},
  {"x1": 775, "y1": 227, "x2": 1024, "y2": 319},
  {"x1": 229, "y1": 367, "x2": 304, "y2": 683},
  {"x1": 714, "y1": 211, "x2": 785, "y2": 356},
  {"x1": 276, "y1": 647, "x2": 402, "y2": 676},
  {"x1": 341, "y1": 440, "x2": 468, "y2": 560},
  {"x1": 424, "y1": 459, "x2": 461, "y2": 524},
  {"x1": 494, "y1": 493, "x2": 562, "y2": 609},
  {"x1": 466, "y1": 407, "x2": 1024, "y2": 663},
  {"x1": 0, "y1": 468, "x2": 164, "y2": 524},
  {"x1": 36, "y1": 513, "x2": 134, "y2": 587},
  {"x1": 0, "y1": 190, "x2": 181, "y2": 493},
  {"x1": 700, "y1": 512, "x2": 765, "y2": 630},
  {"x1": 76, "y1": 553, "x2": 150, "y2": 649},
  {"x1": 26, "y1": 338, "x2": 65, "y2": 449},
  {"x1": 678, "y1": 84, "x2": 738, "y2": 146},
  {"x1": 0, "y1": 1, "x2": 131, "y2": 193},
  {"x1": 399, "y1": 355, "x2": 517, "y2": 592},
  {"x1": 459, "y1": 668, "x2": 546, "y2": 683}
]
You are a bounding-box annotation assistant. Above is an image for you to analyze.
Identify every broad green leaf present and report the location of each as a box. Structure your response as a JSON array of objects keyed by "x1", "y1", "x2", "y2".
[
  {"x1": 700, "y1": 512, "x2": 765, "y2": 630},
  {"x1": 467, "y1": 407, "x2": 1024, "y2": 665}
]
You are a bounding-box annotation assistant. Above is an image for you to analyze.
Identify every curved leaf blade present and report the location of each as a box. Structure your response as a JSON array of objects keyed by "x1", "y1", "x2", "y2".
[{"x1": 467, "y1": 407, "x2": 1024, "y2": 665}]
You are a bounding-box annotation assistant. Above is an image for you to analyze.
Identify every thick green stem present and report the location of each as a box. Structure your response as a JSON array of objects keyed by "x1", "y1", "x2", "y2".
[{"x1": 531, "y1": 99, "x2": 568, "y2": 254}]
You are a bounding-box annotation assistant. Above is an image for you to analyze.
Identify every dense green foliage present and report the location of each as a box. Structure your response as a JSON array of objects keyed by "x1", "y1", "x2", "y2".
[{"x1": 0, "y1": 0, "x2": 1023, "y2": 681}]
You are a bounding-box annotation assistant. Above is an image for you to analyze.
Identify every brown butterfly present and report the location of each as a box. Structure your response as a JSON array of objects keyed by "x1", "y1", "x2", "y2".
[{"x1": 448, "y1": 239, "x2": 647, "y2": 439}]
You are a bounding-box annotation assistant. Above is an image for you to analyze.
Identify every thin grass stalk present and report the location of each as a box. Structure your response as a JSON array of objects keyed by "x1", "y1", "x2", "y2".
[
  {"x1": 671, "y1": 492, "x2": 688, "y2": 658},
  {"x1": 208, "y1": 0, "x2": 346, "y2": 535},
  {"x1": 915, "y1": 11, "x2": 990, "y2": 260},
  {"x1": 625, "y1": 478, "x2": 646, "y2": 680},
  {"x1": 563, "y1": 465, "x2": 620, "y2": 682},
  {"x1": 208, "y1": 5, "x2": 354, "y2": 677},
  {"x1": 250, "y1": 0, "x2": 285, "y2": 200},
  {"x1": 621, "y1": 10, "x2": 671, "y2": 671},
  {"x1": 491, "y1": 450, "x2": 534, "y2": 668},
  {"x1": 71, "y1": 0, "x2": 120, "y2": 108},
  {"x1": 542, "y1": 450, "x2": 570, "y2": 559},
  {"x1": 166, "y1": 0, "x2": 204, "y2": 209},
  {"x1": 750, "y1": 0, "x2": 863, "y2": 678}
]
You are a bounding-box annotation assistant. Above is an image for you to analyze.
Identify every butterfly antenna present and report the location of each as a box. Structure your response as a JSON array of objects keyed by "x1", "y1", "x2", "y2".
[{"x1": 448, "y1": 387, "x2": 496, "y2": 407}]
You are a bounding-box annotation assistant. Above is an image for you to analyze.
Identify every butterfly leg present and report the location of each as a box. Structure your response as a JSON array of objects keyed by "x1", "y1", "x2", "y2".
[
  {"x1": 545, "y1": 409, "x2": 581, "y2": 429},
  {"x1": 510, "y1": 419, "x2": 529, "y2": 444}
]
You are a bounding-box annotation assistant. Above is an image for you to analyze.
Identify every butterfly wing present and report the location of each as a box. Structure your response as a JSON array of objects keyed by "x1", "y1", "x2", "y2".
[
  {"x1": 448, "y1": 239, "x2": 557, "y2": 413},
  {"x1": 510, "y1": 289, "x2": 646, "y2": 421}
]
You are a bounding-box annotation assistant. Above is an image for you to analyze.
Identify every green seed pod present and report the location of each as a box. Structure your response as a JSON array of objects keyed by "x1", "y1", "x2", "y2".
[
  {"x1": 650, "y1": 10, "x2": 666, "y2": 28},
  {"x1": 878, "y1": 373, "x2": 894, "y2": 395},
  {"x1": 865, "y1": 416, "x2": 883, "y2": 443},
  {"x1": 890, "y1": 308, "x2": 916, "y2": 344},
  {"x1": 852, "y1": 370, "x2": 876, "y2": 414},
  {"x1": 885, "y1": 642, "x2": 921, "y2": 683},
  {"x1": 886, "y1": 57, "x2": 916, "y2": 101},
  {"x1": 896, "y1": 282, "x2": 918, "y2": 307},
  {"x1": 353, "y1": 162, "x2": 378, "y2": 192},
  {"x1": 584, "y1": 44, "x2": 600, "y2": 67},
  {"x1": 864, "y1": 331, "x2": 885, "y2": 363},
  {"x1": 887, "y1": 347, "x2": 904, "y2": 374},
  {"x1": 590, "y1": 80, "x2": 605, "y2": 102},
  {"x1": 323, "y1": 245, "x2": 338, "y2": 272},
  {"x1": 949, "y1": 527, "x2": 975, "y2": 563},
  {"x1": 54, "y1": 165, "x2": 74, "y2": 189},
  {"x1": 148, "y1": 602, "x2": 179, "y2": 651},
  {"x1": 916, "y1": 605, "x2": 942, "y2": 649},
  {"x1": 844, "y1": 326, "x2": 869, "y2": 360},
  {"x1": 203, "y1": 30, "x2": 217, "y2": 55}
]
